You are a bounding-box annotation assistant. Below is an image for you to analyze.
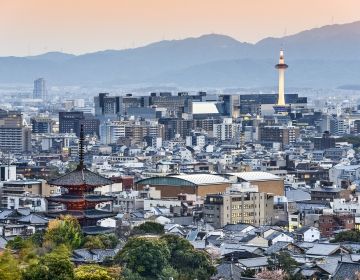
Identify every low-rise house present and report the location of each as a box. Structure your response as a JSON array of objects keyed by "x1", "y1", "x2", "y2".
[
  {"x1": 333, "y1": 261, "x2": 360, "y2": 280},
  {"x1": 265, "y1": 231, "x2": 294, "y2": 245},
  {"x1": 0, "y1": 208, "x2": 48, "y2": 238},
  {"x1": 306, "y1": 243, "x2": 349, "y2": 257},
  {"x1": 266, "y1": 241, "x2": 304, "y2": 255},
  {"x1": 237, "y1": 256, "x2": 269, "y2": 272},
  {"x1": 294, "y1": 226, "x2": 320, "y2": 242},
  {"x1": 211, "y1": 262, "x2": 244, "y2": 280},
  {"x1": 72, "y1": 249, "x2": 118, "y2": 264}
]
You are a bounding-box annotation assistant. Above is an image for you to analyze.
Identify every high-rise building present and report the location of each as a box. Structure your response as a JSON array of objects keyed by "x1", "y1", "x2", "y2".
[
  {"x1": 0, "y1": 109, "x2": 31, "y2": 153},
  {"x1": 33, "y1": 78, "x2": 47, "y2": 100},
  {"x1": 31, "y1": 117, "x2": 54, "y2": 134},
  {"x1": 59, "y1": 112, "x2": 100, "y2": 137}
]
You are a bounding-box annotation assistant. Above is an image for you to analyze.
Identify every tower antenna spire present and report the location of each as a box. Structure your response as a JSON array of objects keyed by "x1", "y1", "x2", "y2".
[{"x1": 78, "y1": 124, "x2": 85, "y2": 169}]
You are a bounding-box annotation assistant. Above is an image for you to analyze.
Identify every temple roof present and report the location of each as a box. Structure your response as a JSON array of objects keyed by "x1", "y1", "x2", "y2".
[
  {"x1": 47, "y1": 209, "x2": 116, "y2": 219},
  {"x1": 49, "y1": 167, "x2": 112, "y2": 187},
  {"x1": 47, "y1": 194, "x2": 113, "y2": 203},
  {"x1": 82, "y1": 226, "x2": 115, "y2": 235}
]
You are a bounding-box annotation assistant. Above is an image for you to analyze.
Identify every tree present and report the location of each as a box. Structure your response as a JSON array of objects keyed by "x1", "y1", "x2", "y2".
[
  {"x1": 74, "y1": 265, "x2": 114, "y2": 280},
  {"x1": 0, "y1": 250, "x2": 21, "y2": 280},
  {"x1": 241, "y1": 269, "x2": 255, "y2": 278},
  {"x1": 6, "y1": 236, "x2": 28, "y2": 250},
  {"x1": 131, "y1": 221, "x2": 165, "y2": 235},
  {"x1": 42, "y1": 245, "x2": 74, "y2": 280},
  {"x1": 44, "y1": 215, "x2": 83, "y2": 249},
  {"x1": 22, "y1": 245, "x2": 74, "y2": 280},
  {"x1": 332, "y1": 229, "x2": 360, "y2": 243},
  {"x1": 269, "y1": 252, "x2": 299, "y2": 277},
  {"x1": 22, "y1": 264, "x2": 50, "y2": 280},
  {"x1": 83, "y1": 235, "x2": 105, "y2": 250},
  {"x1": 99, "y1": 234, "x2": 119, "y2": 249},
  {"x1": 116, "y1": 237, "x2": 170, "y2": 278},
  {"x1": 160, "y1": 234, "x2": 216, "y2": 280}
]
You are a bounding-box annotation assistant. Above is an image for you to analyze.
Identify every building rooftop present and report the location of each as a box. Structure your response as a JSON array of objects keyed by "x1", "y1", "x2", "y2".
[
  {"x1": 171, "y1": 174, "x2": 229, "y2": 185},
  {"x1": 192, "y1": 102, "x2": 219, "y2": 115},
  {"x1": 228, "y1": 172, "x2": 281, "y2": 182}
]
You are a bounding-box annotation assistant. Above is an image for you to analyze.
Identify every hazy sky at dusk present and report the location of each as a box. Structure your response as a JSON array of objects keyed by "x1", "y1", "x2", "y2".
[{"x1": 1, "y1": 0, "x2": 360, "y2": 56}]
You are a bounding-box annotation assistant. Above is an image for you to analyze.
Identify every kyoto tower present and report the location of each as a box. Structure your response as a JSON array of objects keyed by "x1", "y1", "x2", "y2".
[{"x1": 273, "y1": 49, "x2": 289, "y2": 114}]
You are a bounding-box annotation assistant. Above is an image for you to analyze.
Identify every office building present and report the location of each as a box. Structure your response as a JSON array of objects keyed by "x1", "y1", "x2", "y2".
[
  {"x1": 33, "y1": 78, "x2": 47, "y2": 100},
  {"x1": 59, "y1": 111, "x2": 100, "y2": 137},
  {"x1": 31, "y1": 116, "x2": 54, "y2": 134}
]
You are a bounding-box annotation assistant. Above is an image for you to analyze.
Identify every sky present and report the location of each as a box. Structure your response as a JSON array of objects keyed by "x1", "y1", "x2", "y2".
[{"x1": 1, "y1": 0, "x2": 360, "y2": 56}]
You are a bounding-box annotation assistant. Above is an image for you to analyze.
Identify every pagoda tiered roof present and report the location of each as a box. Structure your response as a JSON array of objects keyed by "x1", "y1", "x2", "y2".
[
  {"x1": 49, "y1": 166, "x2": 112, "y2": 187},
  {"x1": 47, "y1": 194, "x2": 113, "y2": 203},
  {"x1": 47, "y1": 209, "x2": 116, "y2": 219},
  {"x1": 82, "y1": 226, "x2": 115, "y2": 235}
]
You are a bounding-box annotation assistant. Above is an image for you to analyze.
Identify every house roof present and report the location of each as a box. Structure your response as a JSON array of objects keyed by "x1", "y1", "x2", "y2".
[
  {"x1": 223, "y1": 224, "x2": 254, "y2": 232},
  {"x1": 238, "y1": 257, "x2": 269, "y2": 268},
  {"x1": 17, "y1": 214, "x2": 49, "y2": 224},
  {"x1": 213, "y1": 262, "x2": 244, "y2": 280},
  {"x1": 306, "y1": 243, "x2": 344, "y2": 256},
  {"x1": 333, "y1": 262, "x2": 360, "y2": 280}
]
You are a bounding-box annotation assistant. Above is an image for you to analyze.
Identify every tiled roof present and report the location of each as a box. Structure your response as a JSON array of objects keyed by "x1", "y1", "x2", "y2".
[
  {"x1": 49, "y1": 167, "x2": 112, "y2": 187},
  {"x1": 238, "y1": 257, "x2": 269, "y2": 268},
  {"x1": 333, "y1": 262, "x2": 360, "y2": 280},
  {"x1": 306, "y1": 243, "x2": 342, "y2": 256},
  {"x1": 213, "y1": 262, "x2": 244, "y2": 280},
  {"x1": 17, "y1": 214, "x2": 49, "y2": 224}
]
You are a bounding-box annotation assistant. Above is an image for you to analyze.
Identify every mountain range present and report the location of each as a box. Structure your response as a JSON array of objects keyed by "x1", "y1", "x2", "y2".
[{"x1": 1, "y1": 21, "x2": 360, "y2": 88}]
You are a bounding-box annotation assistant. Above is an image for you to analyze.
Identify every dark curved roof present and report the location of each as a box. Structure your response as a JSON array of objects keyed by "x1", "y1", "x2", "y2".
[{"x1": 49, "y1": 167, "x2": 112, "y2": 187}]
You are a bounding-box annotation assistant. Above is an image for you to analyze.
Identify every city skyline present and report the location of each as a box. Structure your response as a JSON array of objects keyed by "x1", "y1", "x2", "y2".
[{"x1": 1, "y1": 0, "x2": 360, "y2": 56}]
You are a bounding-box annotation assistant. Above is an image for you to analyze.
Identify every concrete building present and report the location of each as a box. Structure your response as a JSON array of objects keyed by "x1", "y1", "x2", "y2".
[
  {"x1": 226, "y1": 172, "x2": 284, "y2": 196},
  {"x1": 31, "y1": 116, "x2": 54, "y2": 134},
  {"x1": 259, "y1": 125, "x2": 299, "y2": 147},
  {"x1": 329, "y1": 164, "x2": 360, "y2": 187},
  {"x1": 311, "y1": 187, "x2": 351, "y2": 202},
  {"x1": 319, "y1": 213, "x2": 354, "y2": 237},
  {"x1": 0, "y1": 179, "x2": 61, "y2": 212},
  {"x1": 0, "y1": 165, "x2": 16, "y2": 181},
  {"x1": 0, "y1": 109, "x2": 31, "y2": 153},
  {"x1": 203, "y1": 190, "x2": 274, "y2": 228},
  {"x1": 313, "y1": 131, "x2": 336, "y2": 150},
  {"x1": 213, "y1": 118, "x2": 241, "y2": 141}
]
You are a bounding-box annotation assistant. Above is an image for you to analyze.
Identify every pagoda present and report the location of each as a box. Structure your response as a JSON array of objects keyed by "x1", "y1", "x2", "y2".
[{"x1": 47, "y1": 125, "x2": 115, "y2": 235}]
